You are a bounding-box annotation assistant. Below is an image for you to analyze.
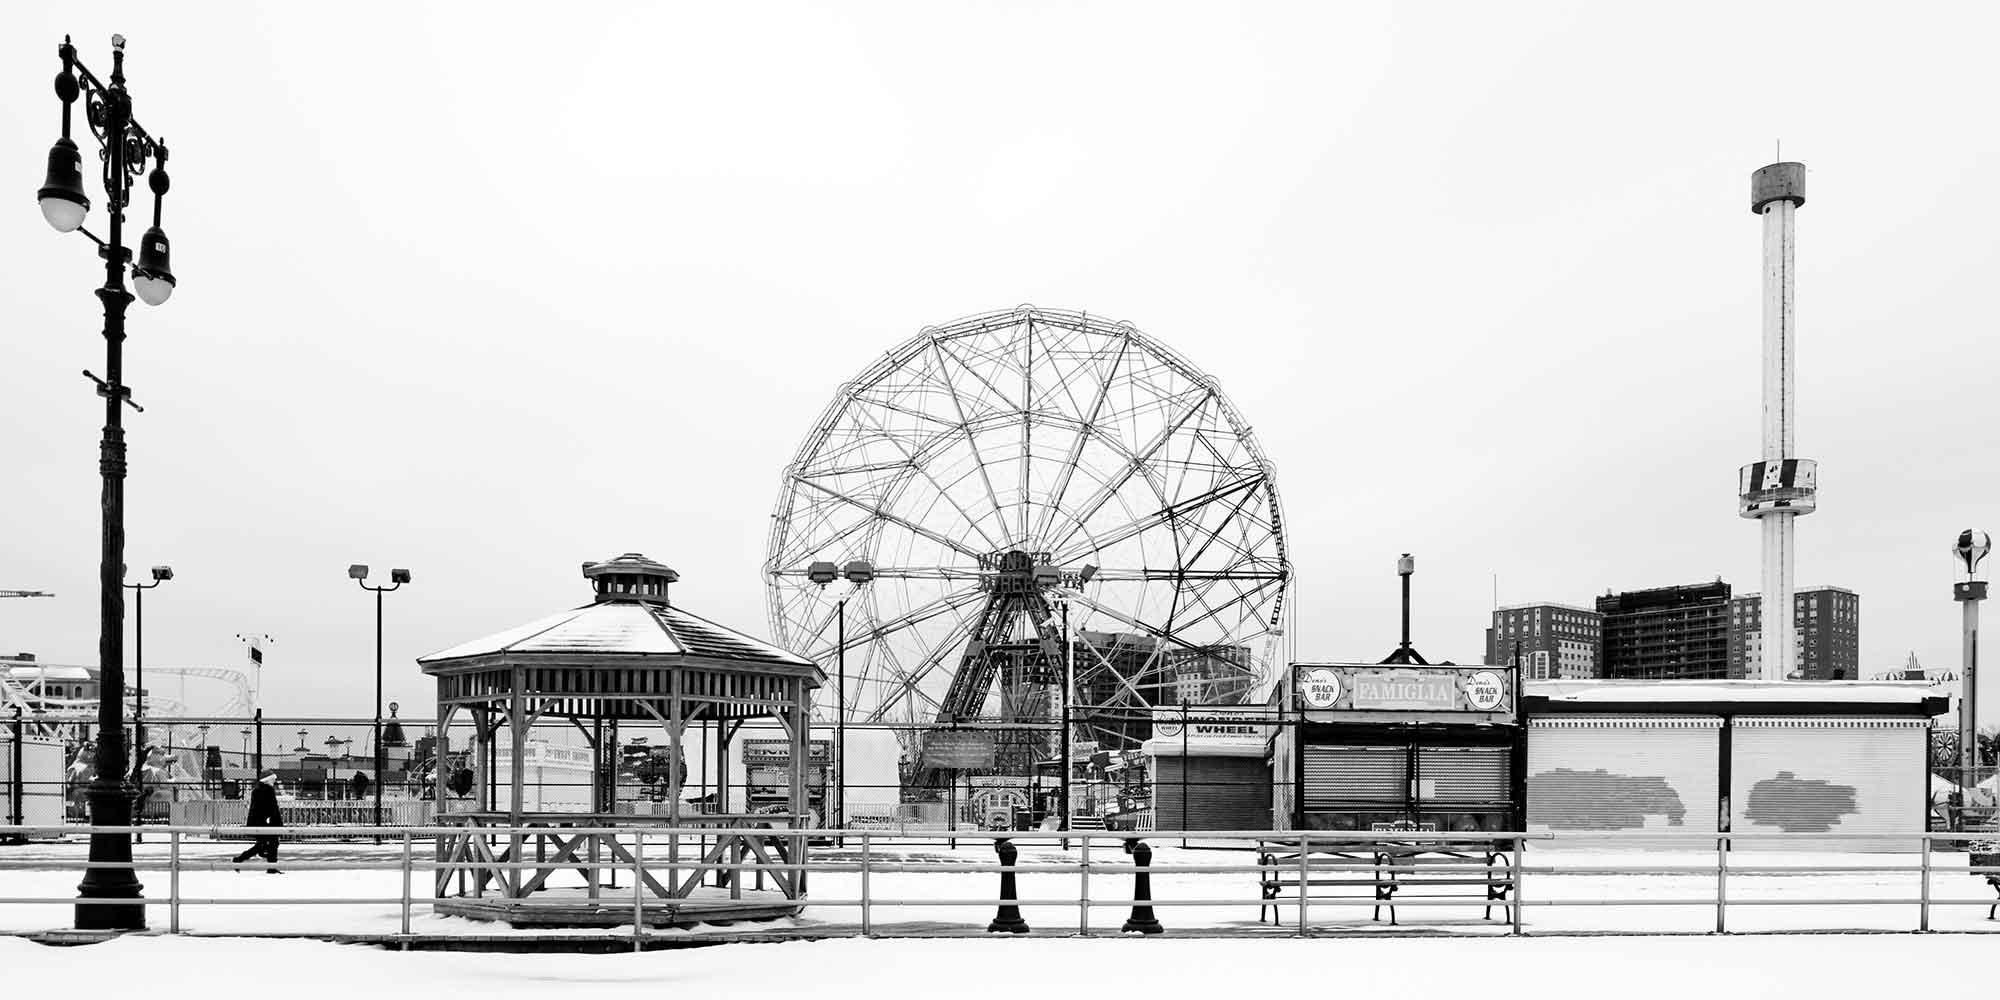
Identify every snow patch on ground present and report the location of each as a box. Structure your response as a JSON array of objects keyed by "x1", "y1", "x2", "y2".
[{"x1": 0, "y1": 934, "x2": 1996, "y2": 999}]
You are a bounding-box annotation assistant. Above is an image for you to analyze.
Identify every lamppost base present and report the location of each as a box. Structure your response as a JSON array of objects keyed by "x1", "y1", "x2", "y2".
[{"x1": 75, "y1": 780, "x2": 146, "y2": 931}]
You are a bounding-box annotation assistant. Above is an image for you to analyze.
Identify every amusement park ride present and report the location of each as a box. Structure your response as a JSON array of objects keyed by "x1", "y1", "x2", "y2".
[{"x1": 764, "y1": 306, "x2": 1293, "y2": 785}]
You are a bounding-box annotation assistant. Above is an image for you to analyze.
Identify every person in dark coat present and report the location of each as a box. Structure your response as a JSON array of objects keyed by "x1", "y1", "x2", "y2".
[{"x1": 232, "y1": 770, "x2": 284, "y2": 872}]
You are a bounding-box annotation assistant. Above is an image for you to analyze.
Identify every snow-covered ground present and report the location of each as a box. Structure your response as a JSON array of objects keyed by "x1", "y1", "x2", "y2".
[
  {"x1": 1, "y1": 839, "x2": 1996, "y2": 938},
  {"x1": 1, "y1": 934, "x2": 1997, "y2": 999}
]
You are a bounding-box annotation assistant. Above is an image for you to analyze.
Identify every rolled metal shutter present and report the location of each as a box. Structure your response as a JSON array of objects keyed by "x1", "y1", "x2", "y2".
[
  {"x1": 1303, "y1": 745, "x2": 1405, "y2": 810},
  {"x1": 1418, "y1": 746, "x2": 1509, "y2": 804},
  {"x1": 1729, "y1": 716, "x2": 1927, "y2": 852},
  {"x1": 1528, "y1": 716, "x2": 1720, "y2": 841},
  {"x1": 1180, "y1": 757, "x2": 1273, "y2": 830}
]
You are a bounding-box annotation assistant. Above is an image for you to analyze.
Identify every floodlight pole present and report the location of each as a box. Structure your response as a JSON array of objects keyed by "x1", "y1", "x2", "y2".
[
  {"x1": 836, "y1": 593, "x2": 846, "y2": 833},
  {"x1": 1060, "y1": 599, "x2": 1071, "y2": 836},
  {"x1": 352, "y1": 568, "x2": 408, "y2": 838},
  {"x1": 1955, "y1": 535, "x2": 1987, "y2": 820}
]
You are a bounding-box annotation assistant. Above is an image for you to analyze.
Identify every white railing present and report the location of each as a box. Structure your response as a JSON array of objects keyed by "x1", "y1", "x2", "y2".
[{"x1": 0, "y1": 825, "x2": 1996, "y2": 945}]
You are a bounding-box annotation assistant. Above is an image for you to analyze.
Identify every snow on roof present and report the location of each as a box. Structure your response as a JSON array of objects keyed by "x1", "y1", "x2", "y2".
[
  {"x1": 421, "y1": 602, "x2": 681, "y2": 661},
  {"x1": 3, "y1": 664, "x2": 92, "y2": 681},
  {"x1": 419, "y1": 600, "x2": 812, "y2": 668},
  {"x1": 1526, "y1": 679, "x2": 1942, "y2": 705}
]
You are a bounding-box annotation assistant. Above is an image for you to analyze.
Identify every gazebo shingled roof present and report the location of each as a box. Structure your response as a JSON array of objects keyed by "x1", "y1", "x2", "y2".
[{"x1": 418, "y1": 553, "x2": 820, "y2": 722}]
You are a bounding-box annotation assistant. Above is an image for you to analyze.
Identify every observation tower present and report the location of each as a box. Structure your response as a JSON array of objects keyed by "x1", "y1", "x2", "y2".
[{"x1": 1738, "y1": 162, "x2": 1817, "y2": 681}]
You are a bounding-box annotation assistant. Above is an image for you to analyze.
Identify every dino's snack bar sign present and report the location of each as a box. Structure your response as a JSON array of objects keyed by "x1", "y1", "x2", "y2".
[{"x1": 1293, "y1": 664, "x2": 1512, "y2": 717}]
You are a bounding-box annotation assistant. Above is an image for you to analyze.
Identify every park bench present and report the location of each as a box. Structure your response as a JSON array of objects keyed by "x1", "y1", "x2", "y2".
[
  {"x1": 1257, "y1": 838, "x2": 1515, "y2": 926},
  {"x1": 1970, "y1": 840, "x2": 2000, "y2": 920}
]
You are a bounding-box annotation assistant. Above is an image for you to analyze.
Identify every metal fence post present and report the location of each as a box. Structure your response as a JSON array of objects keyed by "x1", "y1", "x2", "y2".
[
  {"x1": 1120, "y1": 838, "x2": 1163, "y2": 934},
  {"x1": 860, "y1": 831, "x2": 872, "y2": 938},
  {"x1": 632, "y1": 832, "x2": 646, "y2": 952},
  {"x1": 1510, "y1": 838, "x2": 1524, "y2": 936},
  {"x1": 1297, "y1": 833, "x2": 1310, "y2": 937},
  {"x1": 169, "y1": 830, "x2": 181, "y2": 934},
  {"x1": 1079, "y1": 834, "x2": 1091, "y2": 936},
  {"x1": 1715, "y1": 835, "x2": 1727, "y2": 934},
  {"x1": 401, "y1": 829, "x2": 414, "y2": 936},
  {"x1": 988, "y1": 837, "x2": 1029, "y2": 933},
  {"x1": 1920, "y1": 836, "x2": 1932, "y2": 933}
]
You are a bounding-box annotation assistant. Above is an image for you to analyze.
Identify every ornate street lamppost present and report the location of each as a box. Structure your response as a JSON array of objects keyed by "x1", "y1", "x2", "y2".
[
  {"x1": 808, "y1": 559, "x2": 873, "y2": 833},
  {"x1": 38, "y1": 34, "x2": 182, "y2": 931},
  {"x1": 350, "y1": 565, "x2": 410, "y2": 833}
]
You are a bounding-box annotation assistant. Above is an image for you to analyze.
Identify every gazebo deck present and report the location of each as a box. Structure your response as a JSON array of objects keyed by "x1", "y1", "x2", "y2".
[{"x1": 436, "y1": 886, "x2": 801, "y2": 928}]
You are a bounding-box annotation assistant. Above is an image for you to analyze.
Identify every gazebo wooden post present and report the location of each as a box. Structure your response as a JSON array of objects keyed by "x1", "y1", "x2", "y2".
[
  {"x1": 607, "y1": 717, "x2": 619, "y2": 816},
  {"x1": 789, "y1": 677, "x2": 808, "y2": 891},
  {"x1": 713, "y1": 719, "x2": 731, "y2": 888},
  {"x1": 433, "y1": 702, "x2": 452, "y2": 813},
  {"x1": 668, "y1": 672, "x2": 683, "y2": 897},
  {"x1": 434, "y1": 702, "x2": 455, "y2": 898},
  {"x1": 588, "y1": 710, "x2": 602, "y2": 901},
  {"x1": 508, "y1": 668, "x2": 526, "y2": 897}
]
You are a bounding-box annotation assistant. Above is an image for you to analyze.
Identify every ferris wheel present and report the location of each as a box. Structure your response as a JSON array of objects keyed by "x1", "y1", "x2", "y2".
[{"x1": 764, "y1": 306, "x2": 1290, "y2": 751}]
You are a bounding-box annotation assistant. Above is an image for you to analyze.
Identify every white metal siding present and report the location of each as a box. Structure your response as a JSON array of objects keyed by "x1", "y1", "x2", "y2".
[
  {"x1": 1729, "y1": 716, "x2": 1926, "y2": 851},
  {"x1": 1302, "y1": 745, "x2": 1405, "y2": 809},
  {"x1": 0, "y1": 736, "x2": 64, "y2": 832},
  {"x1": 1527, "y1": 717, "x2": 1720, "y2": 840}
]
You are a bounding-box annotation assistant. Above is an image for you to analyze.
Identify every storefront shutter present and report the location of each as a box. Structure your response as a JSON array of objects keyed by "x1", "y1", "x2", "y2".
[
  {"x1": 1729, "y1": 716, "x2": 1927, "y2": 852},
  {"x1": 1302, "y1": 745, "x2": 1406, "y2": 809},
  {"x1": 1153, "y1": 757, "x2": 1274, "y2": 830},
  {"x1": 1418, "y1": 746, "x2": 1509, "y2": 803},
  {"x1": 1527, "y1": 716, "x2": 1720, "y2": 844}
]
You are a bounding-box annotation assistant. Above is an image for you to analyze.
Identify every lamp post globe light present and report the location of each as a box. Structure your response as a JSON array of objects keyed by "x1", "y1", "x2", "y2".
[
  {"x1": 351, "y1": 564, "x2": 410, "y2": 834},
  {"x1": 807, "y1": 559, "x2": 873, "y2": 834},
  {"x1": 39, "y1": 34, "x2": 182, "y2": 931}
]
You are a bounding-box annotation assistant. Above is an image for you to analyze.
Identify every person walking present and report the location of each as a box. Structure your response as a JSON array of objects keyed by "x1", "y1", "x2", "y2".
[{"x1": 232, "y1": 770, "x2": 284, "y2": 873}]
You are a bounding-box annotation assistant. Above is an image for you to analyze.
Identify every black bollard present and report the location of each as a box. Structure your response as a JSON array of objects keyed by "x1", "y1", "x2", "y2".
[
  {"x1": 987, "y1": 837, "x2": 1031, "y2": 933},
  {"x1": 1121, "y1": 838, "x2": 1164, "y2": 934}
]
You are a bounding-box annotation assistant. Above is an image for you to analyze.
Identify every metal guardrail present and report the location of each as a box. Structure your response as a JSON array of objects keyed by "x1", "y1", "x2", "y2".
[{"x1": 0, "y1": 825, "x2": 1996, "y2": 945}]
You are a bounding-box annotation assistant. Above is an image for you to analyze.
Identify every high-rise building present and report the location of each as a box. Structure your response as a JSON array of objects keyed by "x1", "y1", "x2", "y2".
[
  {"x1": 1726, "y1": 586, "x2": 1860, "y2": 680},
  {"x1": 1595, "y1": 581, "x2": 1734, "y2": 679},
  {"x1": 1484, "y1": 604, "x2": 1601, "y2": 679}
]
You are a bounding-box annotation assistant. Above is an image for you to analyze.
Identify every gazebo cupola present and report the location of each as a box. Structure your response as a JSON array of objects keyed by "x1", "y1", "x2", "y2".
[{"x1": 584, "y1": 552, "x2": 678, "y2": 603}]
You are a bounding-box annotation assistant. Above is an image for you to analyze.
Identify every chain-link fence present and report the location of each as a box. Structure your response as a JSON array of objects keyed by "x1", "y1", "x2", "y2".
[{"x1": 11, "y1": 712, "x2": 1996, "y2": 853}]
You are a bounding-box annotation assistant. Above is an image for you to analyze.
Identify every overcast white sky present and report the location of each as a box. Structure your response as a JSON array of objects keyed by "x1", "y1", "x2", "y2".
[{"x1": 4, "y1": 3, "x2": 1997, "y2": 722}]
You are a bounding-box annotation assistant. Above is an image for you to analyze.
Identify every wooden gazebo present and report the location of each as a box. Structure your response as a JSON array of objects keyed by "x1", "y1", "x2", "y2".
[{"x1": 417, "y1": 552, "x2": 822, "y2": 926}]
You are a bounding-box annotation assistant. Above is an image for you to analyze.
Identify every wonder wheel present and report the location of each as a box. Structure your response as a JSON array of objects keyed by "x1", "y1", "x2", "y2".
[{"x1": 764, "y1": 306, "x2": 1290, "y2": 763}]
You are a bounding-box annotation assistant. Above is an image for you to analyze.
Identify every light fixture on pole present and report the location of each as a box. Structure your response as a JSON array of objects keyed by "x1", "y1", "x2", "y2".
[
  {"x1": 1051, "y1": 565, "x2": 1095, "y2": 837},
  {"x1": 808, "y1": 559, "x2": 873, "y2": 834},
  {"x1": 40, "y1": 33, "x2": 184, "y2": 931},
  {"x1": 121, "y1": 563, "x2": 170, "y2": 842},
  {"x1": 122, "y1": 564, "x2": 171, "y2": 757},
  {"x1": 351, "y1": 564, "x2": 410, "y2": 835},
  {"x1": 1953, "y1": 529, "x2": 1989, "y2": 824}
]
